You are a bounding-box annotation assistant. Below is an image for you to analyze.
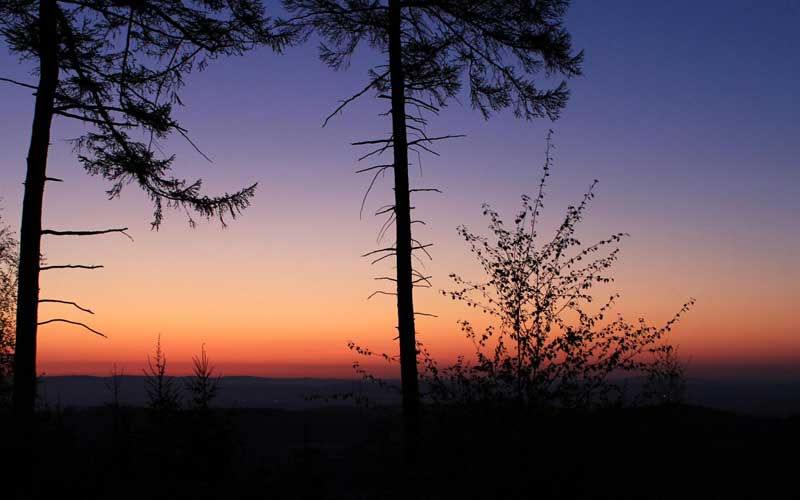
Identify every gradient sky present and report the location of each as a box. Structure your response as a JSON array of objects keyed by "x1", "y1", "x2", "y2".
[{"x1": 0, "y1": 0, "x2": 798, "y2": 379}]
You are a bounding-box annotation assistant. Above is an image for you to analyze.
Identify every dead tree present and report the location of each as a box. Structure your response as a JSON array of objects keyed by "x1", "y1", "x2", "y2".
[{"x1": 280, "y1": 0, "x2": 583, "y2": 442}]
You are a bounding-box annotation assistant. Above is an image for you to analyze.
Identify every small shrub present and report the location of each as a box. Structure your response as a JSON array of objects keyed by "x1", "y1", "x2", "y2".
[
  {"x1": 427, "y1": 136, "x2": 694, "y2": 410},
  {"x1": 143, "y1": 334, "x2": 180, "y2": 414},
  {"x1": 350, "y1": 135, "x2": 694, "y2": 413},
  {"x1": 185, "y1": 344, "x2": 220, "y2": 410},
  {"x1": 640, "y1": 345, "x2": 689, "y2": 406}
]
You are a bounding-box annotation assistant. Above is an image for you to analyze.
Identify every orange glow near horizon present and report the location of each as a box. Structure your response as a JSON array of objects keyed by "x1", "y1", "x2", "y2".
[
  {"x1": 24, "y1": 165, "x2": 799, "y2": 380},
  {"x1": 32, "y1": 204, "x2": 800, "y2": 380},
  {"x1": 2, "y1": 8, "x2": 797, "y2": 381}
]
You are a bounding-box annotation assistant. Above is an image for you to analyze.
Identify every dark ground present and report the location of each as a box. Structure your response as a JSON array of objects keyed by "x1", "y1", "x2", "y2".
[{"x1": 1, "y1": 400, "x2": 798, "y2": 499}]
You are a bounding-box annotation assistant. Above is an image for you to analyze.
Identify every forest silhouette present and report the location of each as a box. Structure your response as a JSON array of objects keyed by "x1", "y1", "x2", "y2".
[{"x1": 0, "y1": 1, "x2": 797, "y2": 499}]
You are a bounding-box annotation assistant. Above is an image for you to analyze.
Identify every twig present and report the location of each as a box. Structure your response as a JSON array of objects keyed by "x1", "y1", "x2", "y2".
[
  {"x1": 355, "y1": 163, "x2": 393, "y2": 174},
  {"x1": 324, "y1": 70, "x2": 389, "y2": 127},
  {"x1": 414, "y1": 312, "x2": 439, "y2": 318},
  {"x1": 40, "y1": 264, "x2": 104, "y2": 271},
  {"x1": 362, "y1": 247, "x2": 396, "y2": 257}
]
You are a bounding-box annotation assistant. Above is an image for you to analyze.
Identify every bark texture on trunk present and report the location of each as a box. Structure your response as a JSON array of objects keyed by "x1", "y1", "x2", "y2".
[
  {"x1": 13, "y1": 0, "x2": 60, "y2": 423},
  {"x1": 388, "y1": 0, "x2": 420, "y2": 444}
]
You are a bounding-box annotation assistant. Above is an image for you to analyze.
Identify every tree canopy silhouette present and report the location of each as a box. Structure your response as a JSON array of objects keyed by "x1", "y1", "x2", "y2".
[
  {"x1": 422, "y1": 136, "x2": 695, "y2": 410},
  {"x1": 0, "y1": 211, "x2": 17, "y2": 408},
  {"x1": 0, "y1": 0, "x2": 289, "y2": 425},
  {"x1": 185, "y1": 343, "x2": 221, "y2": 411},
  {"x1": 280, "y1": 0, "x2": 583, "y2": 438},
  {"x1": 144, "y1": 334, "x2": 180, "y2": 415}
]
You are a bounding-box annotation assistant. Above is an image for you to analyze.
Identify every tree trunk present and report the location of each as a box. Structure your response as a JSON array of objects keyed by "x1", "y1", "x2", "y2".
[
  {"x1": 388, "y1": 0, "x2": 420, "y2": 448},
  {"x1": 13, "y1": 0, "x2": 59, "y2": 425}
]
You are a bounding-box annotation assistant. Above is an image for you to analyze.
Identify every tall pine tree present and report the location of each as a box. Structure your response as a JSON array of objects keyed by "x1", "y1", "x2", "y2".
[
  {"x1": 0, "y1": 0, "x2": 289, "y2": 427},
  {"x1": 281, "y1": 0, "x2": 582, "y2": 440}
]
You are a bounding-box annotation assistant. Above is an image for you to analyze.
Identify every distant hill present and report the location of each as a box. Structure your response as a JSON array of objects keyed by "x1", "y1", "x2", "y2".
[
  {"x1": 36, "y1": 375, "x2": 401, "y2": 410},
  {"x1": 35, "y1": 375, "x2": 800, "y2": 416}
]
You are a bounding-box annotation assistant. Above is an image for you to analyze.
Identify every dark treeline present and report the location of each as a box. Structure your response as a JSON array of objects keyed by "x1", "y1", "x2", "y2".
[
  {"x1": 0, "y1": 1, "x2": 798, "y2": 499},
  {"x1": 0, "y1": 388, "x2": 798, "y2": 499}
]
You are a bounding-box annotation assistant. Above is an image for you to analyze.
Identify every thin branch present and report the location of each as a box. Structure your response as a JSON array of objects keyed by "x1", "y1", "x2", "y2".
[
  {"x1": 377, "y1": 212, "x2": 396, "y2": 243},
  {"x1": 54, "y1": 109, "x2": 137, "y2": 127},
  {"x1": 362, "y1": 247, "x2": 396, "y2": 257},
  {"x1": 39, "y1": 299, "x2": 95, "y2": 315},
  {"x1": 119, "y1": 6, "x2": 134, "y2": 100},
  {"x1": 351, "y1": 137, "x2": 394, "y2": 146},
  {"x1": 175, "y1": 126, "x2": 213, "y2": 162},
  {"x1": 410, "y1": 143, "x2": 440, "y2": 157},
  {"x1": 355, "y1": 163, "x2": 393, "y2": 174},
  {"x1": 412, "y1": 275, "x2": 434, "y2": 287},
  {"x1": 324, "y1": 70, "x2": 389, "y2": 127},
  {"x1": 370, "y1": 252, "x2": 397, "y2": 265},
  {"x1": 405, "y1": 96, "x2": 441, "y2": 114},
  {"x1": 367, "y1": 291, "x2": 397, "y2": 300},
  {"x1": 40, "y1": 264, "x2": 104, "y2": 271},
  {"x1": 37, "y1": 318, "x2": 107, "y2": 338},
  {"x1": 0, "y1": 77, "x2": 38, "y2": 90},
  {"x1": 414, "y1": 312, "x2": 439, "y2": 318},
  {"x1": 42, "y1": 227, "x2": 133, "y2": 241},
  {"x1": 357, "y1": 143, "x2": 394, "y2": 162},
  {"x1": 411, "y1": 242, "x2": 434, "y2": 260},
  {"x1": 45, "y1": 177, "x2": 64, "y2": 183},
  {"x1": 407, "y1": 134, "x2": 466, "y2": 145},
  {"x1": 360, "y1": 166, "x2": 391, "y2": 219}
]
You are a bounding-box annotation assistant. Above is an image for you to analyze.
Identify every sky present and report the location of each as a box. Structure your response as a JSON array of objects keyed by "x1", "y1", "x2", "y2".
[{"x1": 0, "y1": 0, "x2": 798, "y2": 379}]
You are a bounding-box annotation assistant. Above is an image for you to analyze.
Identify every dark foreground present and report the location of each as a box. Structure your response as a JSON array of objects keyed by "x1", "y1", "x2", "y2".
[{"x1": 1, "y1": 404, "x2": 798, "y2": 499}]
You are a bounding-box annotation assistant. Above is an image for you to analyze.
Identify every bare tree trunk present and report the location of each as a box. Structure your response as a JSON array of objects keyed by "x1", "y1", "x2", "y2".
[
  {"x1": 388, "y1": 0, "x2": 420, "y2": 450},
  {"x1": 13, "y1": 0, "x2": 59, "y2": 426}
]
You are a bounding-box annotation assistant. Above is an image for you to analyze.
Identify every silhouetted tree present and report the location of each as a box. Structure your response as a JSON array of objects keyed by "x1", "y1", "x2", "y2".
[
  {"x1": 0, "y1": 210, "x2": 17, "y2": 408},
  {"x1": 640, "y1": 345, "x2": 688, "y2": 406},
  {"x1": 144, "y1": 334, "x2": 180, "y2": 415},
  {"x1": 282, "y1": 0, "x2": 583, "y2": 439},
  {"x1": 185, "y1": 344, "x2": 220, "y2": 410},
  {"x1": 424, "y1": 136, "x2": 694, "y2": 410},
  {"x1": 104, "y1": 362, "x2": 131, "y2": 463},
  {"x1": 104, "y1": 362, "x2": 124, "y2": 410},
  {"x1": 0, "y1": 0, "x2": 289, "y2": 426}
]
